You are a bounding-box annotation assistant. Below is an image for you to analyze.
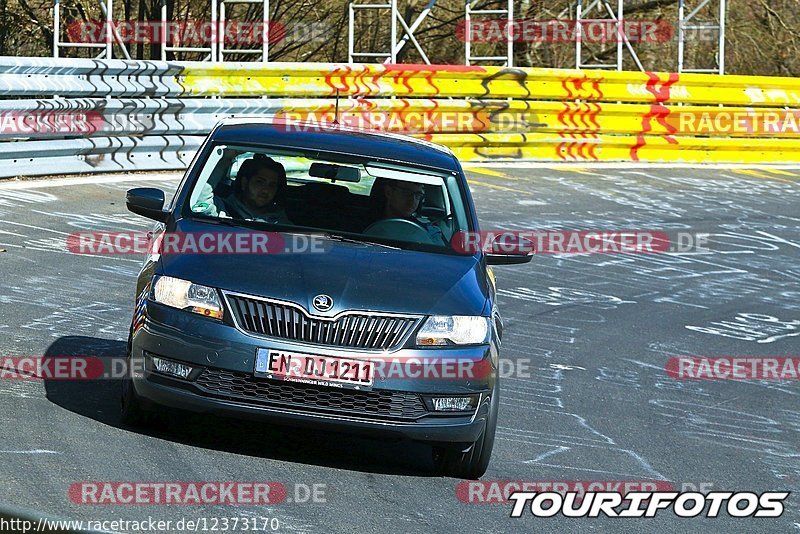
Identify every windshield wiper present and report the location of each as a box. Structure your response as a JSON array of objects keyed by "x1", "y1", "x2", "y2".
[{"x1": 325, "y1": 233, "x2": 401, "y2": 250}]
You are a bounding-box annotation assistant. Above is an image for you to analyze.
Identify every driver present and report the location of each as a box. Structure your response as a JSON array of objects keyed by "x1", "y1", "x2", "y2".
[
  {"x1": 224, "y1": 154, "x2": 292, "y2": 225},
  {"x1": 378, "y1": 179, "x2": 447, "y2": 245}
]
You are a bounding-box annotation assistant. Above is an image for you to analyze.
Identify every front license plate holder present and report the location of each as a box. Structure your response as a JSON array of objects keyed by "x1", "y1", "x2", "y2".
[{"x1": 254, "y1": 348, "x2": 374, "y2": 390}]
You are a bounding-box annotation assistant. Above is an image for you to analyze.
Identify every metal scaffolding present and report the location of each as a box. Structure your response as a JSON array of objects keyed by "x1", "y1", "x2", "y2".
[
  {"x1": 465, "y1": 0, "x2": 513, "y2": 66},
  {"x1": 160, "y1": 0, "x2": 269, "y2": 61},
  {"x1": 53, "y1": 0, "x2": 130, "y2": 59},
  {"x1": 678, "y1": 0, "x2": 726, "y2": 74},
  {"x1": 219, "y1": 0, "x2": 270, "y2": 62},
  {"x1": 572, "y1": 0, "x2": 643, "y2": 71},
  {"x1": 348, "y1": 0, "x2": 397, "y2": 63},
  {"x1": 160, "y1": 0, "x2": 216, "y2": 61},
  {"x1": 52, "y1": 0, "x2": 727, "y2": 73},
  {"x1": 348, "y1": 0, "x2": 435, "y2": 64}
]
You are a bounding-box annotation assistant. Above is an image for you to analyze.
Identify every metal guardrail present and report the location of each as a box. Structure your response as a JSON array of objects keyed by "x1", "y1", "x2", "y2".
[
  {"x1": 0, "y1": 98, "x2": 282, "y2": 139},
  {"x1": 175, "y1": 61, "x2": 800, "y2": 104},
  {"x1": 0, "y1": 57, "x2": 183, "y2": 97},
  {"x1": 4, "y1": 97, "x2": 799, "y2": 140},
  {"x1": 4, "y1": 56, "x2": 800, "y2": 102},
  {"x1": 1, "y1": 57, "x2": 800, "y2": 178},
  {"x1": 0, "y1": 135, "x2": 202, "y2": 177}
]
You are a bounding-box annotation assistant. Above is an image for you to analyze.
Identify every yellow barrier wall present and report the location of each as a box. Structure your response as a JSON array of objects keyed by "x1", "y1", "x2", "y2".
[{"x1": 179, "y1": 63, "x2": 800, "y2": 163}]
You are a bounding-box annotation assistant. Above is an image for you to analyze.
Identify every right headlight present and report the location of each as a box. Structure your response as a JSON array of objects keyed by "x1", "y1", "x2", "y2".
[
  {"x1": 416, "y1": 316, "x2": 491, "y2": 346},
  {"x1": 152, "y1": 275, "x2": 223, "y2": 320}
]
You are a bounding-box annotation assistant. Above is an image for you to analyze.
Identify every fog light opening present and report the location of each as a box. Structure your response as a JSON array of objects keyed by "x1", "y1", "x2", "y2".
[
  {"x1": 151, "y1": 356, "x2": 194, "y2": 380},
  {"x1": 431, "y1": 395, "x2": 479, "y2": 412}
]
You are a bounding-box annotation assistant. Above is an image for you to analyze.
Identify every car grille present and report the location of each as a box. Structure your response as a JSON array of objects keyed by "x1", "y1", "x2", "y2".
[
  {"x1": 224, "y1": 293, "x2": 421, "y2": 351},
  {"x1": 195, "y1": 368, "x2": 429, "y2": 422}
]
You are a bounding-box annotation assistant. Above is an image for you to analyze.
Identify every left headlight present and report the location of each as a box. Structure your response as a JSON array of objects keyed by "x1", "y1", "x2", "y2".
[
  {"x1": 416, "y1": 316, "x2": 491, "y2": 346},
  {"x1": 152, "y1": 275, "x2": 223, "y2": 320}
]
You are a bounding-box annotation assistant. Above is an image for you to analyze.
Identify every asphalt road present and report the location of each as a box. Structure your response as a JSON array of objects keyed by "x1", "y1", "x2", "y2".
[{"x1": 0, "y1": 164, "x2": 798, "y2": 533}]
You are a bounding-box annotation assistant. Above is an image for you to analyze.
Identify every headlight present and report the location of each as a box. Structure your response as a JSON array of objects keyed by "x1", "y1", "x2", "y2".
[
  {"x1": 416, "y1": 316, "x2": 490, "y2": 346},
  {"x1": 152, "y1": 275, "x2": 223, "y2": 320}
]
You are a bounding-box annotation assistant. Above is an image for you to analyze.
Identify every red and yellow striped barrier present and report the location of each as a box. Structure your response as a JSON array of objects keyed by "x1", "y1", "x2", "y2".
[
  {"x1": 180, "y1": 62, "x2": 800, "y2": 106},
  {"x1": 179, "y1": 62, "x2": 800, "y2": 163}
]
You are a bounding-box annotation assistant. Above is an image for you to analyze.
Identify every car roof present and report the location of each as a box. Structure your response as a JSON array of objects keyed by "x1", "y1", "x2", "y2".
[{"x1": 211, "y1": 118, "x2": 460, "y2": 173}]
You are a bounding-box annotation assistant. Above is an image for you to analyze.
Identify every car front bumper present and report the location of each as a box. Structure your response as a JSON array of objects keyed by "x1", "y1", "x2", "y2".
[{"x1": 130, "y1": 300, "x2": 498, "y2": 444}]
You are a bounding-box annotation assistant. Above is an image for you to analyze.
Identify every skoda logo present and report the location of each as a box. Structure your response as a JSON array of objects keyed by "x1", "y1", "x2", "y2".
[{"x1": 312, "y1": 294, "x2": 333, "y2": 312}]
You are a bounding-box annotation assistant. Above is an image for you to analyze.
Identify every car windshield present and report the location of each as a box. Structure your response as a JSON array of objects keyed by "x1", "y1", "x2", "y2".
[{"x1": 184, "y1": 143, "x2": 471, "y2": 254}]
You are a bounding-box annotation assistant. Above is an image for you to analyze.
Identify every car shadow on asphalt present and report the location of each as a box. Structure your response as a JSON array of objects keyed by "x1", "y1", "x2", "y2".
[{"x1": 43, "y1": 335, "x2": 436, "y2": 477}]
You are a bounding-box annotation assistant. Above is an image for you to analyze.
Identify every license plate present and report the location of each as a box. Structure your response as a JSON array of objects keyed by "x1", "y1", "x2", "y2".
[{"x1": 254, "y1": 348, "x2": 374, "y2": 390}]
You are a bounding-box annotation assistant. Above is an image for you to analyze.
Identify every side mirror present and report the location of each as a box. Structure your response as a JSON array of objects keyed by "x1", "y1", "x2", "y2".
[
  {"x1": 486, "y1": 251, "x2": 534, "y2": 265},
  {"x1": 126, "y1": 188, "x2": 168, "y2": 222},
  {"x1": 451, "y1": 231, "x2": 534, "y2": 265},
  {"x1": 484, "y1": 233, "x2": 534, "y2": 265}
]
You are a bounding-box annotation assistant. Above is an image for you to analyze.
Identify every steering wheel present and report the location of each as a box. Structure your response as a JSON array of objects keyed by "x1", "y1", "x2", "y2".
[
  {"x1": 363, "y1": 218, "x2": 434, "y2": 244},
  {"x1": 419, "y1": 206, "x2": 450, "y2": 224}
]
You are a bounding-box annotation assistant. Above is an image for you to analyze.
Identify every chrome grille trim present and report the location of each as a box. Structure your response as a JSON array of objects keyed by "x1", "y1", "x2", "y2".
[{"x1": 222, "y1": 291, "x2": 423, "y2": 351}]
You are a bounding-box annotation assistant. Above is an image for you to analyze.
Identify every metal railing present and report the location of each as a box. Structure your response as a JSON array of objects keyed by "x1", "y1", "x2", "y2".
[{"x1": 0, "y1": 56, "x2": 799, "y2": 179}]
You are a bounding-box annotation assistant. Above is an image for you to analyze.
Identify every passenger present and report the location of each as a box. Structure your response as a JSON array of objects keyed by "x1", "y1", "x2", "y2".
[
  {"x1": 224, "y1": 154, "x2": 292, "y2": 225},
  {"x1": 371, "y1": 178, "x2": 447, "y2": 245}
]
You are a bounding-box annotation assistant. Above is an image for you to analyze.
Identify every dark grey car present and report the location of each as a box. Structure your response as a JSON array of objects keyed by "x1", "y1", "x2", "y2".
[{"x1": 122, "y1": 119, "x2": 532, "y2": 479}]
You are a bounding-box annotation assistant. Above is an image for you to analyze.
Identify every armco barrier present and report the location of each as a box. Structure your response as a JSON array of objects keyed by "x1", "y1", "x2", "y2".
[
  {"x1": 1, "y1": 57, "x2": 800, "y2": 178},
  {"x1": 4, "y1": 98, "x2": 800, "y2": 140},
  {"x1": 0, "y1": 135, "x2": 202, "y2": 176}
]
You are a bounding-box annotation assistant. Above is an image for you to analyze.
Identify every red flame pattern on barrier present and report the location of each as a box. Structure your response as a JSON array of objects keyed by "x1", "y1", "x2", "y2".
[{"x1": 630, "y1": 72, "x2": 680, "y2": 161}]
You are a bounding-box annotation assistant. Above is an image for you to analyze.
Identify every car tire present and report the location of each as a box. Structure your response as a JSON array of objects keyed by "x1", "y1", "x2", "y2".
[
  {"x1": 432, "y1": 385, "x2": 498, "y2": 480},
  {"x1": 119, "y1": 333, "x2": 161, "y2": 428},
  {"x1": 120, "y1": 374, "x2": 151, "y2": 427}
]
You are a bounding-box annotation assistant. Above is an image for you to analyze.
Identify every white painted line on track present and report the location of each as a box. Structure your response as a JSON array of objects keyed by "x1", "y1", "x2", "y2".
[{"x1": 0, "y1": 449, "x2": 60, "y2": 454}]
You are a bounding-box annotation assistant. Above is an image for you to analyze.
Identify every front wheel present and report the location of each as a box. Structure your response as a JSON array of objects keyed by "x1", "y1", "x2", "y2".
[
  {"x1": 120, "y1": 373, "x2": 152, "y2": 427},
  {"x1": 119, "y1": 334, "x2": 161, "y2": 428},
  {"x1": 432, "y1": 387, "x2": 498, "y2": 479}
]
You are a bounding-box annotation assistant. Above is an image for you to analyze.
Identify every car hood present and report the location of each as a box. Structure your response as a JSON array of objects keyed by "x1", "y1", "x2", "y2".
[{"x1": 157, "y1": 221, "x2": 489, "y2": 317}]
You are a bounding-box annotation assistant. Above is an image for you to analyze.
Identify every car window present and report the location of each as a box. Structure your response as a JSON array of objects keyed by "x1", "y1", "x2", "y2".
[{"x1": 186, "y1": 143, "x2": 465, "y2": 253}]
